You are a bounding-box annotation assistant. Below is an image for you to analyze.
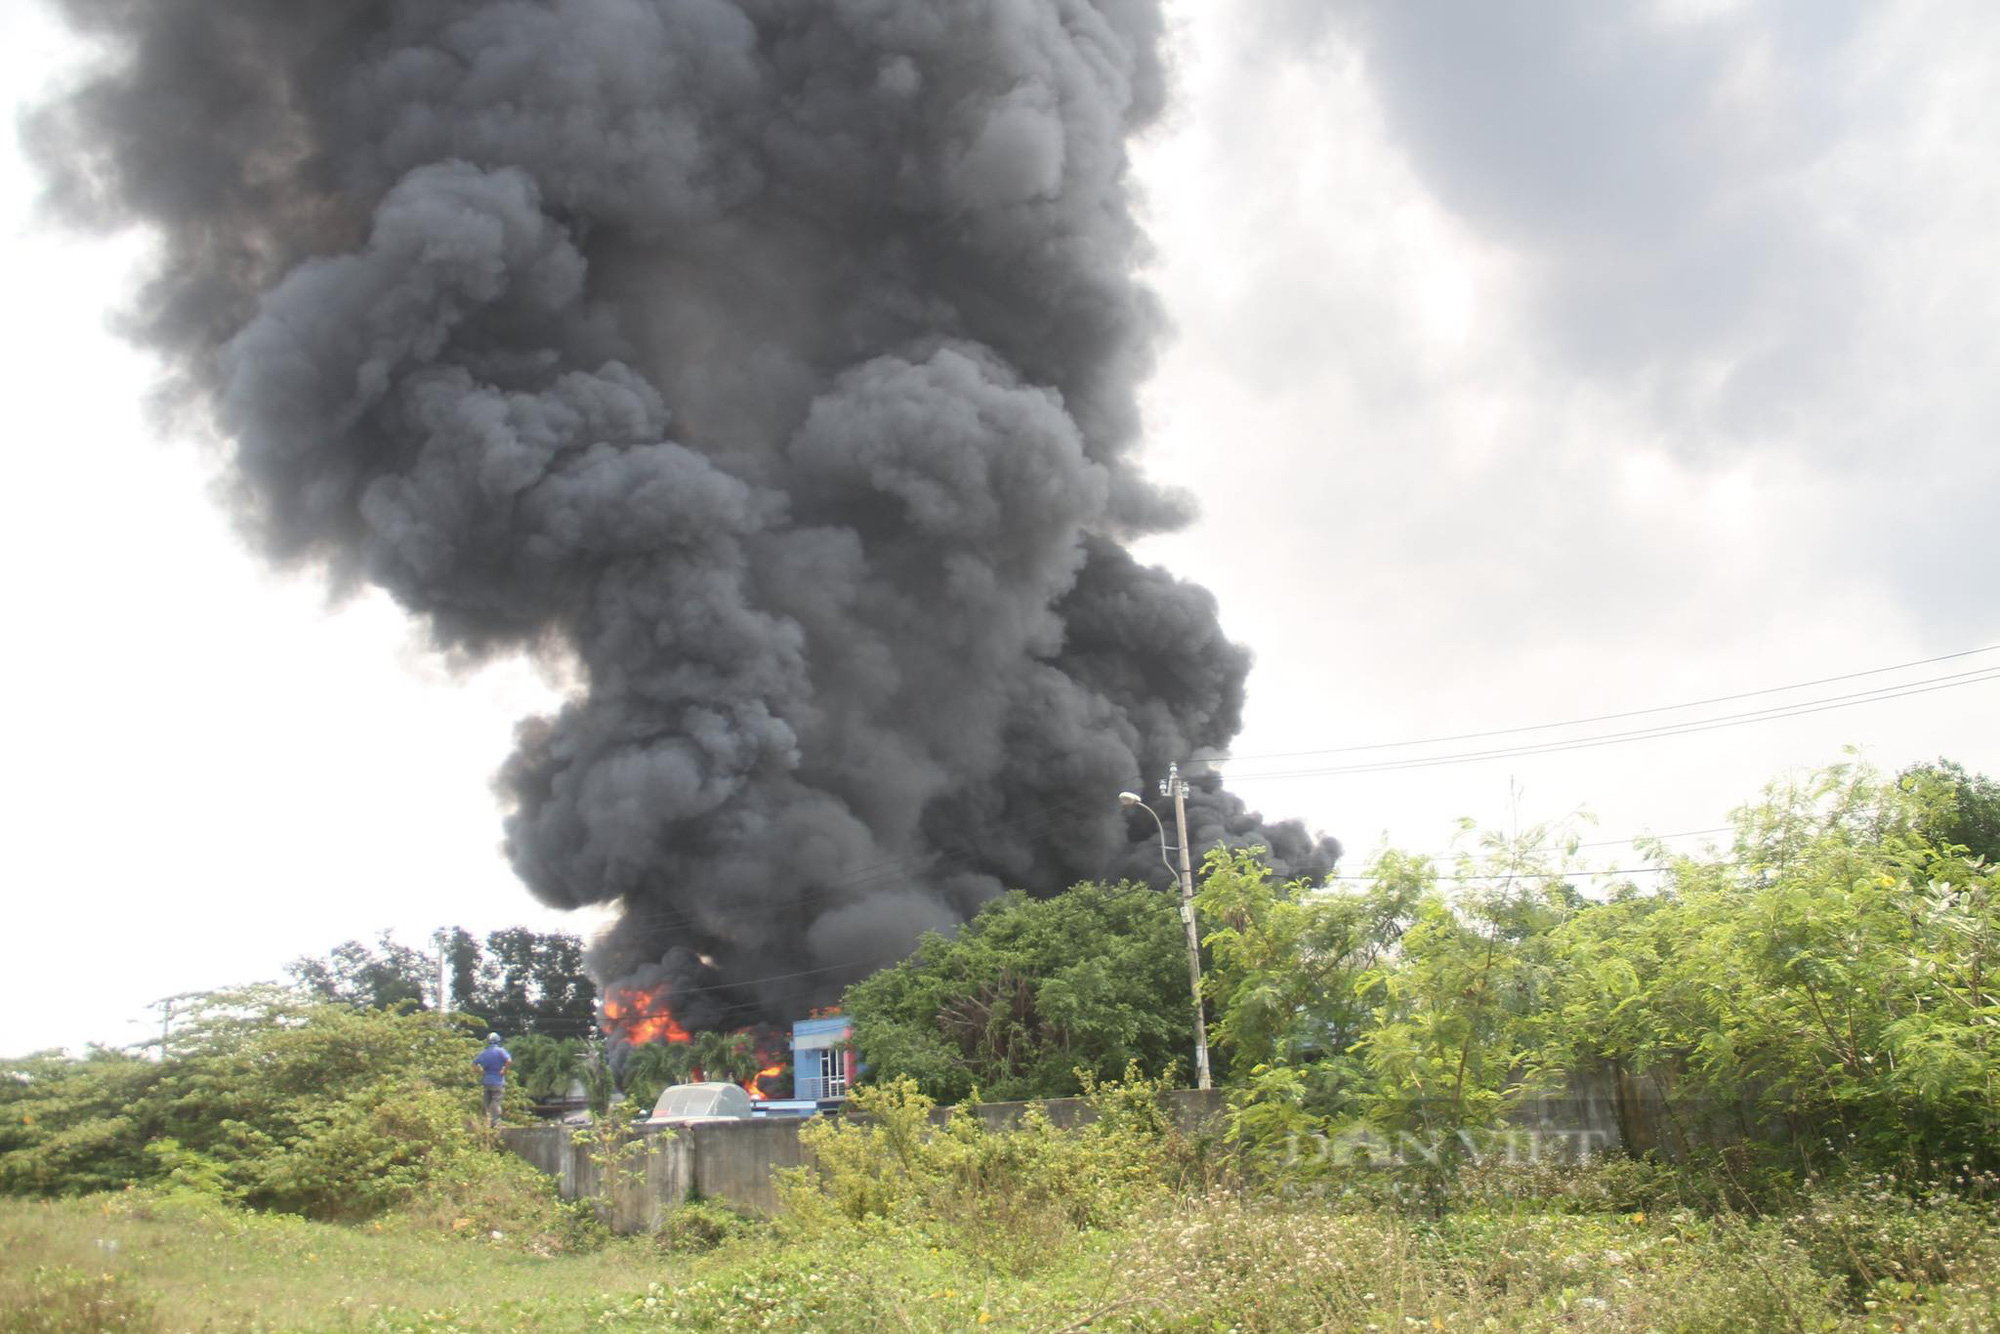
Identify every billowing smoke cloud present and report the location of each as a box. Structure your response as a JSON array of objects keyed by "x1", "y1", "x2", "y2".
[{"x1": 29, "y1": 0, "x2": 1338, "y2": 1021}]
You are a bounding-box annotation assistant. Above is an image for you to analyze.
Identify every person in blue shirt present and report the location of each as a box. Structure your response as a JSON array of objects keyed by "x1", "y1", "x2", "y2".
[{"x1": 473, "y1": 1033, "x2": 512, "y2": 1127}]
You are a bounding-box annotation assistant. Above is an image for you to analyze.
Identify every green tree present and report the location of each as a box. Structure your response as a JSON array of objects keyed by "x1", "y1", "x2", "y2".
[
  {"x1": 287, "y1": 933, "x2": 432, "y2": 1010},
  {"x1": 466, "y1": 928, "x2": 598, "y2": 1038},
  {"x1": 1197, "y1": 845, "x2": 1419, "y2": 1106},
  {"x1": 506, "y1": 1034, "x2": 590, "y2": 1102},
  {"x1": 443, "y1": 926, "x2": 482, "y2": 1018},
  {"x1": 1206, "y1": 827, "x2": 1583, "y2": 1191},
  {"x1": 689, "y1": 1030, "x2": 762, "y2": 1087},
  {"x1": 285, "y1": 927, "x2": 598, "y2": 1038},
  {"x1": 1902, "y1": 758, "x2": 2000, "y2": 863},
  {"x1": 524, "y1": 933, "x2": 596, "y2": 1033},
  {"x1": 843, "y1": 881, "x2": 1194, "y2": 1103}
]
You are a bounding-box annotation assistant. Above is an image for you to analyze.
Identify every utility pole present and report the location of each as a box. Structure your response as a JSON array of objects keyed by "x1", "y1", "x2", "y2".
[
  {"x1": 150, "y1": 991, "x2": 198, "y2": 1059},
  {"x1": 1164, "y1": 763, "x2": 1213, "y2": 1091},
  {"x1": 435, "y1": 929, "x2": 450, "y2": 1014}
]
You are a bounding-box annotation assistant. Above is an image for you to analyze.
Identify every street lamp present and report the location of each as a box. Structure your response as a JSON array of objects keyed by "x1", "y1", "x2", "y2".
[
  {"x1": 1121, "y1": 771, "x2": 1212, "y2": 1091},
  {"x1": 1120, "y1": 791, "x2": 1178, "y2": 882}
]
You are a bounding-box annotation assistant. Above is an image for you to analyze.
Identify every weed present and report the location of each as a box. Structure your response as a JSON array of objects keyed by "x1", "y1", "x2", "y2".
[
  {"x1": 0, "y1": 1266, "x2": 156, "y2": 1333},
  {"x1": 656, "y1": 1200, "x2": 762, "y2": 1254}
]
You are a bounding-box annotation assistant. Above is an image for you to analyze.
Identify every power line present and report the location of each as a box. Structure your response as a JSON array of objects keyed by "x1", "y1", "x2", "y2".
[
  {"x1": 1572, "y1": 826, "x2": 1731, "y2": 850},
  {"x1": 1322, "y1": 860, "x2": 1738, "y2": 884},
  {"x1": 1204, "y1": 643, "x2": 2000, "y2": 764},
  {"x1": 1325, "y1": 827, "x2": 1735, "y2": 878},
  {"x1": 1218, "y1": 667, "x2": 2000, "y2": 782}
]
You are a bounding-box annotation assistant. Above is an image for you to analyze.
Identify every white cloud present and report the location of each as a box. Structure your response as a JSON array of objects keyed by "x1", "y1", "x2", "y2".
[{"x1": 1131, "y1": 0, "x2": 2000, "y2": 862}]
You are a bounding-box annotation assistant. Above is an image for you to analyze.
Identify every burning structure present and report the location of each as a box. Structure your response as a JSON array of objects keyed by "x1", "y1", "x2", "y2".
[
  {"x1": 29, "y1": 1, "x2": 1339, "y2": 1038},
  {"x1": 600, "y1": 981, "x2": 786, "y2": 1099}
]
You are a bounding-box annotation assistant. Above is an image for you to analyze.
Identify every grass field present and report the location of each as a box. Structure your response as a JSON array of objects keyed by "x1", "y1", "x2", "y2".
[{"x1": 4, "y1": 1174, "x2": 1998, "y2": 1333}]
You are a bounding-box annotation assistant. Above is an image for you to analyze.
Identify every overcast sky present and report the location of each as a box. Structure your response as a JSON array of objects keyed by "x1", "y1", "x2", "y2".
[{"x1": 5, "y1": 0, "x2": 1997, "y2": 1056}]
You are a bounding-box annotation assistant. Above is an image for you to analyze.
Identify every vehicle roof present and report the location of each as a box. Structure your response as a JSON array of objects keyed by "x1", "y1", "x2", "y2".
[{"x1": 648, "y1": 1081, "x2": 753, "y2": 1120}]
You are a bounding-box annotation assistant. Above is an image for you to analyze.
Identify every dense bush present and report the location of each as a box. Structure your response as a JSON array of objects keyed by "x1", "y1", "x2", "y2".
[
  {"x1": 655, "y1": 1199, "x2": 763, "y2": 1254},
  {"x1": 1547, "y1": 762, "x2": 2000, "y2": 1179},
  {"x1": 1209, "y1": 760, "x2": 2000, "y2": 1196},
  {"x1": 778, "y1": 1066, "x2": 1198, "y2": 1274},
  {"x1": 0, "y1": 991, "x2": 572, "y2": 1228}
]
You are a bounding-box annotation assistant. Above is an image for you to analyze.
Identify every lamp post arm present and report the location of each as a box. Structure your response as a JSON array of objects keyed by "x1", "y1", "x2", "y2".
[{"x1": 1136, "y1": 803, "x2": 1179, "y2": 882}]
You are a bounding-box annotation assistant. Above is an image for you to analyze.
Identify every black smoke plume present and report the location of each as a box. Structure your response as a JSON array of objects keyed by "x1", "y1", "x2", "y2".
[{"x1": 29, "y1": 0, "x2": 1339, "y2": 1023}]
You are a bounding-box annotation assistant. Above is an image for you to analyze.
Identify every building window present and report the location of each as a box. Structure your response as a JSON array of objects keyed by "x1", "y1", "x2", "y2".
[{"x1": 817, "y1": 1046, "x2": 848, "y2": 1098}]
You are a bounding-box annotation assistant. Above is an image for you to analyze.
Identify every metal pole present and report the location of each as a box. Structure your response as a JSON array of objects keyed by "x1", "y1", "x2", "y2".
[
  {"x1": 1167, "y1": 763, "x2": 1212, "y2": 1091},
  {"x1": 434, "y1": 929, "x2": 450, "y2": 1013}
]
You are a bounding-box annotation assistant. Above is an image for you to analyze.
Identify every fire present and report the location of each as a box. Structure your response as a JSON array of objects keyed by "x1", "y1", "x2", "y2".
[
  {"x1": 601, "y1": 985, "x2": 691, "y2": 1045},
  {"x1": 745, "y1": 1062, "x2": 785, "y2": 1101},
  {"x1": 602, "y1": 986, "x2": 788, "y2": 1100}
]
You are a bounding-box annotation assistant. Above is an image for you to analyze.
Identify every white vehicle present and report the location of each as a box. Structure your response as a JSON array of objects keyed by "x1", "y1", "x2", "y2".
[{"x1": 640, "y1": 1081, "x2": 754, "y2": 1127}]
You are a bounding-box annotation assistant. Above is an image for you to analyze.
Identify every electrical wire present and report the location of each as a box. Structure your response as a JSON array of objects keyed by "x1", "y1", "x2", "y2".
[
  {"x1": 1217, "y1": 667, "x2": 2000, "y2": 782},
  {"x1": 1321, "y1": 860, "x2": 1739, "y2": 884},
  {"x1": 1571, "y1": 826, "x2": 1731, "y2": 850},
  {"x1": 1202, "y1": 643, "x2": 2000, "y2": 764}
]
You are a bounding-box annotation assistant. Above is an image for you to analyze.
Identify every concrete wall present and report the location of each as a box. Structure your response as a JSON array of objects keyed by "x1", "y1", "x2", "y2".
[
  {"x1": 688, "y1": 1117, "x2": 813, "y2": 1215},
  {"x1": 499, "y1": 1125, "x2": 694, "y2": 1233}
]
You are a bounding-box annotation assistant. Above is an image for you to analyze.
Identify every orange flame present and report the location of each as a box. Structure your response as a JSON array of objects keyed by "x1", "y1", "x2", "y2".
[
  {"x1": 602, "y1": 985, "x2": 692, "y2": 1045},
  {"x1": 603, "y1": 988, "x2": 788, "y2": 1098}
]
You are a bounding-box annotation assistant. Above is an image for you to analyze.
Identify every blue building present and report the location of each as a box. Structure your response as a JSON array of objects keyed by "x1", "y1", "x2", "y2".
[{"x1": 792, "y1": 1013, "x2": 856, "y2": 1102}]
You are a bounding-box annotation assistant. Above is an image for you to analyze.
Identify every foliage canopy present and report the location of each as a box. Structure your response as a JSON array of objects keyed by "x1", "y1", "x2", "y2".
[
  {"x1": 287, "y1": 927, "x2": 597, "y2": 1039},
  {"x1": 841, "y1": 881, "x2": 1194, "y2": 1103}
]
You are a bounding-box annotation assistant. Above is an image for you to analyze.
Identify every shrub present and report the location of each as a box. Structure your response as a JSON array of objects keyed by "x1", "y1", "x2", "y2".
[
  {"x1": 778, "y1": 1066, "x2": 1195, "y2": 1273},
  {"x1": 656, "y1": 1200, "x2": 761, "y2": 1254},
  {"x1": 1783, "y1": 1175, "x2": 2000, "y2": 1297},
  {"x1": 0, "y1": 991, "x2": 556, "y2": 1227}
]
